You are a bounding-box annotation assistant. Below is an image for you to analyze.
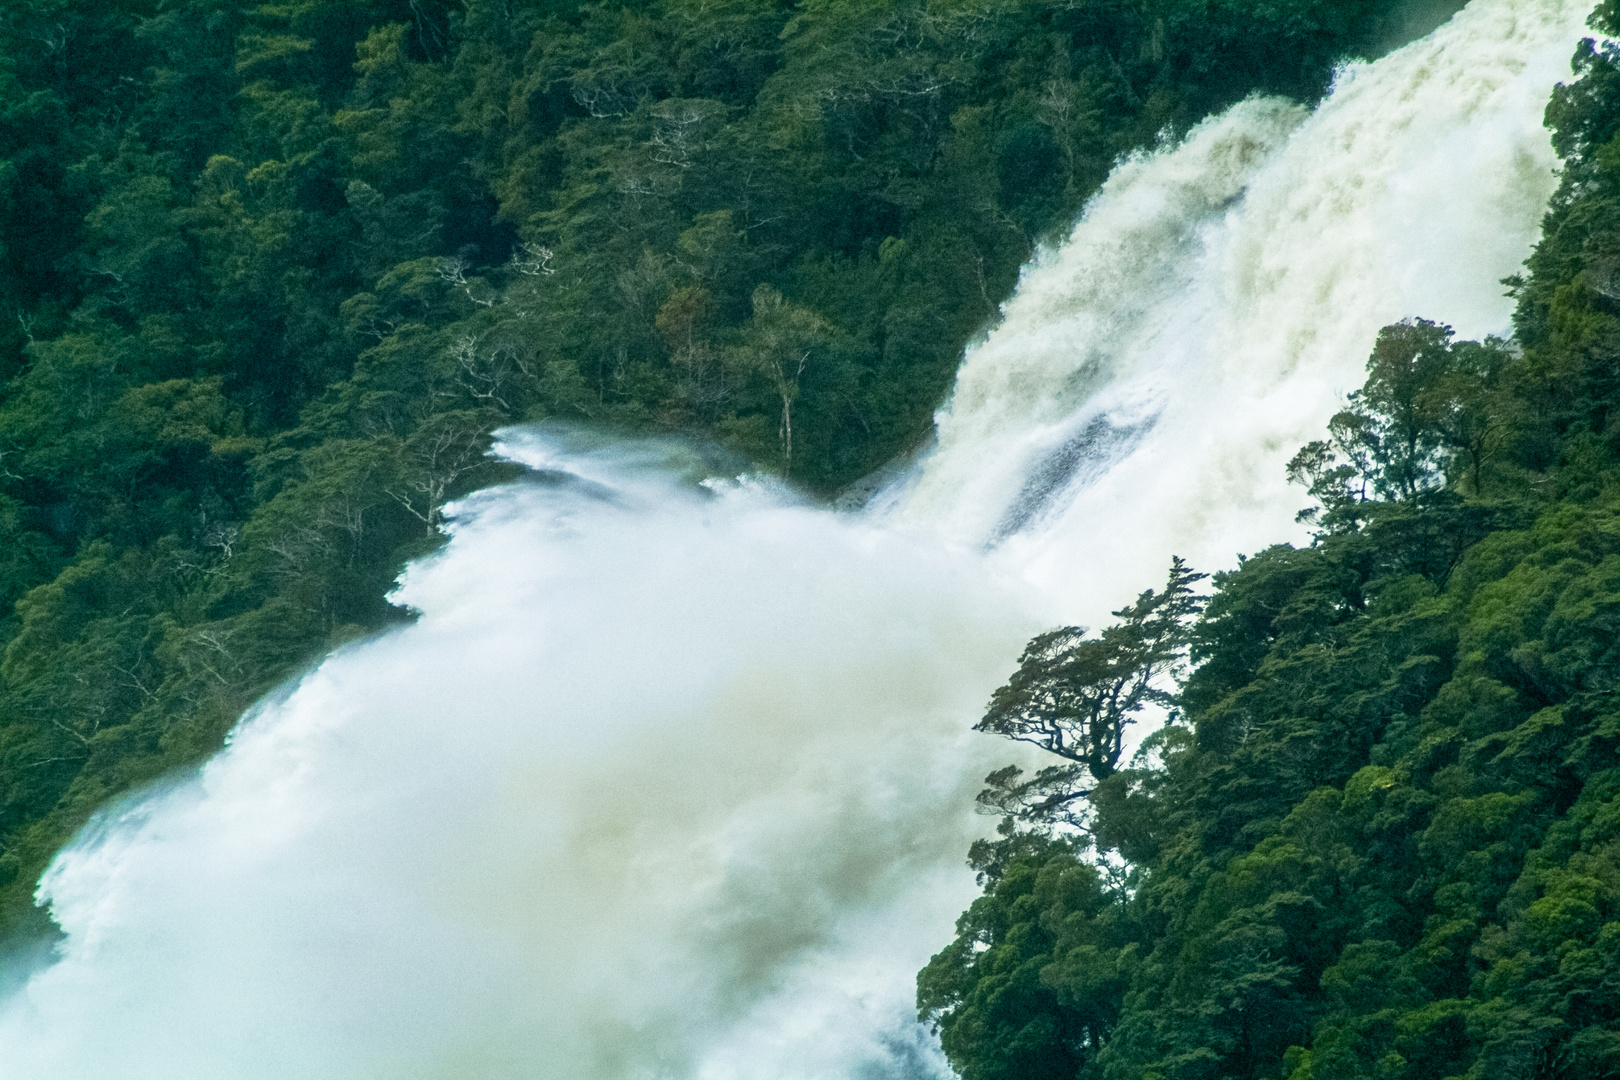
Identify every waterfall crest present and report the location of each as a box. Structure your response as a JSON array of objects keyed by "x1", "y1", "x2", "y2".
[
  {"x1": 0, "y1": 0, "x2": 1595, "y2": 1076},
  {"x1": 902, "y1": 0, "x2": 1586, "y2": 620}
]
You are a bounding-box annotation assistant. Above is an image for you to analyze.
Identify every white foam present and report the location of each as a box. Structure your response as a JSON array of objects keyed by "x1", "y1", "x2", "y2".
[{"x1": 904, "y1": 0, "x2": 1586, "y2": 624}]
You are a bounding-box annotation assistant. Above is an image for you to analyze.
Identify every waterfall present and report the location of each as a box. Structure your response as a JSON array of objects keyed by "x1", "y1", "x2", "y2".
[
  {"x1": 0, "y1": 0, "x2": 1593, "y2": 1076},
  {"x1": 899, "y1": 0, "x2": 1585, "y2": 618}
]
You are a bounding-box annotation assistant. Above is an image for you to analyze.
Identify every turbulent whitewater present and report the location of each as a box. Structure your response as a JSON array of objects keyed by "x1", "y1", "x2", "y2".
[
  {"x1": 0, "y1": 0, "x2": 1595, "y2": 1076},
  {"x1": 902, "y1": 0, "x2": 1587, "y2": 611}
]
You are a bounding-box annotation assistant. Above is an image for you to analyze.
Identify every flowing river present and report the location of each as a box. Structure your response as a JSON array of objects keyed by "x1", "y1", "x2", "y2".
[{"x1": 0, "y1": 0, "x2": 1595, "y2": 1075}]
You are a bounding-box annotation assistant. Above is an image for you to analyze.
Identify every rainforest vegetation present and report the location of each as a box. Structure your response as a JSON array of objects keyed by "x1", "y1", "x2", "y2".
[{"x1": 918, "y1": 4, "x2": 1620, "y2": 1077}]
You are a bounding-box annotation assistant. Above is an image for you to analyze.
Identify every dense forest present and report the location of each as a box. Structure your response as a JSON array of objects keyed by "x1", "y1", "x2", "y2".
[
  {"x1": 0, "y1": 0, "x2": 1433, "y2": 942},
  {"x1": 917, "y1": 4, "x2": 1620, "y2": 1077}
]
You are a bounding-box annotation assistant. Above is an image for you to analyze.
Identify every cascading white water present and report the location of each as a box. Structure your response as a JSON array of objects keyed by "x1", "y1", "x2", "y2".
[
  {"x1": 900, "y1": 0, "x2": 1588, "y2": 618},
  {"x1": 0, "y1": 435, "x2": 1041, "y2": 1079},
  {"x1": 0, "y1": 1, "x2": 1594, "y2": 1076}
]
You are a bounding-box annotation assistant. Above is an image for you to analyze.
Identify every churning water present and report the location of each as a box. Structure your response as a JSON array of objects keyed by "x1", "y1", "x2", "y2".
[{"x1": 0, "y1": 0, "x2": 1595, "y2": 1076}]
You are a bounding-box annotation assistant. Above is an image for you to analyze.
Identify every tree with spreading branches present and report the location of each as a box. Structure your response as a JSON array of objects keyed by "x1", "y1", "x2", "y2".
[{"x1": 974, "y1": 557, "x2": 1205, "y2": 831}]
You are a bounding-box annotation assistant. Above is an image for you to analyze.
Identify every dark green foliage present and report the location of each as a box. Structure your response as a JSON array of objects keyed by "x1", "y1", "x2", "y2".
[
  {"x1": 977, "y1": 558, "x2": 1205, "y2": 831},
  {"x1": 924, "y1": 15, "x2": 1620, "y2": 1078},
  {"x1": 1287, "y1": 319, "x2": 1521, "y2": 531},
  {"x1": 919, "y1": 830, "x2": 1140, "y2": 1080}
]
